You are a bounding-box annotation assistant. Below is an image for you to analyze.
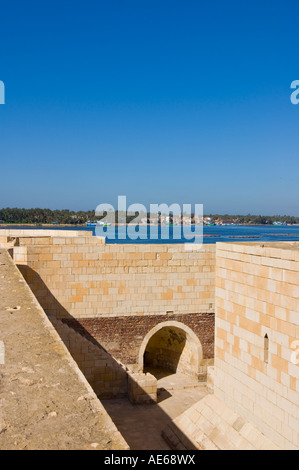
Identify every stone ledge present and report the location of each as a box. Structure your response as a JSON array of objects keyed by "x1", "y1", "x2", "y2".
[{"x1": 0, "y1": 249, "x2": 128, "y2": 450}]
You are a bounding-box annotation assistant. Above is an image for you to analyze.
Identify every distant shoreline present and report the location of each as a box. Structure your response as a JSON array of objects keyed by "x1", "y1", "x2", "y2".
[
  {"x1": 1, "y1": 223, "x2": 299, "y2": 228},
  {"x1": 0, "y1": 224, "x2": 83, "y2": 227}
]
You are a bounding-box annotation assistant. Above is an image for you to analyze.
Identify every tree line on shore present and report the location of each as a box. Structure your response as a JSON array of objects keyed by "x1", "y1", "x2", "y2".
[
  {"x1": 0, "y1": 208, "x2": 298, "y2": 226},
  {"x1": 0, "y1": 208, "x2": 91, "y2": 225},
  {"x1": 208, "y1": 214, "x2": 299, "y2": 225}
]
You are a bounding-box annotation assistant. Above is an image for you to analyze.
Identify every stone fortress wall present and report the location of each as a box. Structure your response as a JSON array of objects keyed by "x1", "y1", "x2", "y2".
[
  {"x1": 0, "y1": 230, "x2": 298, "y2": 450},
  {"x1": 7, "y1": 233, "x2": 215, "y2": 373},
  {"x1": 0, "y1": 249, "x2": 128, "y2": 450},
  {"x1": 164, "y1": 241, "x2": 299, "y2": 450},
  {"x1": 214, "y1": 242, "x2": 299, "y2": 449}
]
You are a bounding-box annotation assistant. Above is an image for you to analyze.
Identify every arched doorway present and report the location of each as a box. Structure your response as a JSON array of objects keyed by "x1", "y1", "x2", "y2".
[{"x1": 138, "y1": 321, "x2": 203, "y2": 379}]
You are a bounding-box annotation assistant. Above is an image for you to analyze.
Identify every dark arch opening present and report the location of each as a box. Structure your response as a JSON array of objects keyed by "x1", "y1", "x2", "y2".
[
  {"x1": 143, "y1": 326, "x2": 198, "y2": 379},
  {"x1": 264, "y1": 333, "x2": 269, "y2": 363}
]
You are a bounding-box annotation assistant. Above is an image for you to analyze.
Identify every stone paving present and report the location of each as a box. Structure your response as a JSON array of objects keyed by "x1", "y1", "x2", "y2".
[
  {"x1": 102, "y1": 370, "x2": 208, "y2": 450},
  {"x1": 163, "y1": 394, "x2": 281, "y2": 450}
]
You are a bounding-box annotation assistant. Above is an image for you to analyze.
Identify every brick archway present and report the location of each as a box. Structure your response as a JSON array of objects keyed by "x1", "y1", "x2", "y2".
[{"x1": 138, "y1": 321, "x2": 203, "y2": 378}]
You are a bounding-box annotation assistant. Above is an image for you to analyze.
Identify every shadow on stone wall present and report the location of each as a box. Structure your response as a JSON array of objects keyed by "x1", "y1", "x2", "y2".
[
  {"x1": 18, "y1": 265, "x2": 128, "y2": 399},
  {"x1": 17, "y1": 264, "x2": 200, "y2": 450}
]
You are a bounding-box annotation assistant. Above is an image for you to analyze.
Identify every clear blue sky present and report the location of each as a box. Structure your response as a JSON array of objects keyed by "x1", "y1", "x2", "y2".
[{"x1": 0, "y1": 0, "x2": 298, "y2": 215}]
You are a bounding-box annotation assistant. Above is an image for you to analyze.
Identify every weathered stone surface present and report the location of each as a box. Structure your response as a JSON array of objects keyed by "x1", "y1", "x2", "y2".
[
  {"x1": 0, "y1": 250, "x2": 128, "y2": 450},
  {"x1": 5, "y1": 233, "x2": 215, "y2": 371},
  {"x1": 48, "y1": 314, "x2": 128, "y2": 399},
  {"x1": 1, "y1": 232, "x2": 298, "y2": 451}
]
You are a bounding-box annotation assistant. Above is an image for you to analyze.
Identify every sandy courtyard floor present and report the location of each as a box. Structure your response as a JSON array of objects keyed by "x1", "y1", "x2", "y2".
[{"x1": 102, "y1": 371, "x2": 208, "y2": 450}]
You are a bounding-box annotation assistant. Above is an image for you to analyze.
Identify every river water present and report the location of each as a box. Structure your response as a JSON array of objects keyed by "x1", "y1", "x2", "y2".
[{"x1": 2, "y1": 224, "x2": 299, "y2": 244}]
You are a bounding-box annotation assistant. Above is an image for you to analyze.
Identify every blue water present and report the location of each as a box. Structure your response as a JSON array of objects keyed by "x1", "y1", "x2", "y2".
[
  {"x1": 102, "y1": 224, "x2": 299, "y2": 244},
  {"x1": 201, "y1": 224, "x2": 299, "y2": 243},
  {"x1": 2, "y1": 224, "x2": 299, "y2": 244}
]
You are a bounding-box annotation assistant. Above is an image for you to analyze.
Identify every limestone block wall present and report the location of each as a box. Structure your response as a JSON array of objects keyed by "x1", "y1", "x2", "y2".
[
  {"x1": 127, "y1": 372, "x2": 157, "y2": 404},
  {"x1": 0, "y1": 249, "x2": 128, "y2": 450},
  {"x1": 11, "y1": 235, "x2": 215, "y2": 367},
  {"x1": 215, "y1": 242, "x2": 299, "y2": 450},
  {"x1": 48, "y1": 315, "x2": 128, "y2": 398},
  {"x1": 0, "y1": 229, "x2": 93, "y2": 238},
  {"x1": 15, "y1": 236, "x2": 215, "y2": 318}
]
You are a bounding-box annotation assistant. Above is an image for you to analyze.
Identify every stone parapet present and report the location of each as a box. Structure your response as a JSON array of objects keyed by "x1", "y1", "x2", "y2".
[{"x1": 0, "y1": 249, "x2": 128, "y2": 450}]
